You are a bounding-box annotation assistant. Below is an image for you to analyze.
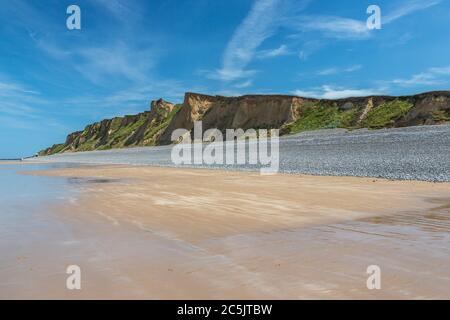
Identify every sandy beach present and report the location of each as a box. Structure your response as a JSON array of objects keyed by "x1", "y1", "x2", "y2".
[{"x1": 0, "y1": 164, "x2": 447, "y2": 299}]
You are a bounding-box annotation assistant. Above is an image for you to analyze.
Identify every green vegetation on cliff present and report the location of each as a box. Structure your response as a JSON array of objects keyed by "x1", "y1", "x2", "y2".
[
  {"x1": 284, "y1": 101, "x2": 360, "y2": 133},
  {"x1": 40, "y1": 100, "x2": 180, "y2": 156},
  {"x1": 431, "y1": 109, "x2": 450, "y2": 122},
  {"x1": 285, "y1": 99, "x2": 415, "y2": 134},
  {"x1": 142, "y1": 104, "x2": 182, "y2": 146},
  {"x1": 360, "y1": 100, "x2": 413, "y2": 129}
]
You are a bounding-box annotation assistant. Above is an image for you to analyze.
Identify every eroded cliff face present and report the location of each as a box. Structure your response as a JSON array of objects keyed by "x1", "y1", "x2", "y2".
[
  {"x1": 39, "y1": 91, "x2": 450, "y2": 155},
  {"x1": 157, "y1": 93, "x2": 306, "y2": 144},
  {"x1": 158, "y1": 91, "x2": 450, "y2": 144}
]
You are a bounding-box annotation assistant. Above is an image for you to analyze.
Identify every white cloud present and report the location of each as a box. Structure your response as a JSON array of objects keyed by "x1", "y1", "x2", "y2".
[{"x1": 293, "y1": 85, "x2": 381, "y2": 99}]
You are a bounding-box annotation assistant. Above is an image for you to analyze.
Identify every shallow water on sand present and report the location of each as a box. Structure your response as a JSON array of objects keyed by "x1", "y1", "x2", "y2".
[{"x1": 0, "y1": 163, "x2": 119, "y2": 299}]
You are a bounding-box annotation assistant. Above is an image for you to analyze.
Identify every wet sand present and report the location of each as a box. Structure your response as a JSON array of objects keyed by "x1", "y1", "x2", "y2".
[{"x1": 2, "y1": 164, "x2": 450, "y2": 299}]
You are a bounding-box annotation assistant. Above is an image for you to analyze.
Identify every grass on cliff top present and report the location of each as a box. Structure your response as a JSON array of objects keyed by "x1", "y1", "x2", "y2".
[
  {"x1": 45, "y1": 105, "x2": 183, "y2": 155},
  {"x1": 96, "y1": 104, "x2": 182, "y2": 149},
  {"x1": 100, "y1": 115, "x2": 148, "y2": 149},
  {"x1": 41, "y1": 143, "x2": 66, "y2": 156},
  {"x1": 285, "y1": 99, "x2": 414, "y2": 134},
  {"x1": 51, "y1": 144, "x2": 66, "y2": 154},
  {"x1": 143, "y1": 104, "x2": 182, "y2": 146},
  {"x1": 360, "y1": 99, "x2": 413, "y2": 129},
  {"x1": 76, "y1": 140, "x2": 97, "y2": 152}
]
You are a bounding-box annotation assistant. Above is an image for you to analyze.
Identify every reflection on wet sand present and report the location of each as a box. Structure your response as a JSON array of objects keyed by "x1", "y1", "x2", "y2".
[
  {"x1": 1, "y1": 164, "x2": 450, "y2": 299},
  {"x1": 66, "y1": 177, "x2": 123, "y2": 185}
]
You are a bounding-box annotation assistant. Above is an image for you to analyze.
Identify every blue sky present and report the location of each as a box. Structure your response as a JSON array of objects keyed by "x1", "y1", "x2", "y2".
[{"x1": 0, "y1": 0, "x2": 449, "y2": 157}]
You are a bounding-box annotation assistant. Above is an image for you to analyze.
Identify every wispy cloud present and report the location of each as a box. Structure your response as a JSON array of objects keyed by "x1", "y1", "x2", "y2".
[
  {"x1": 288, "y1": 0, "x2": 442, "y2": 41},
  {"x1": 234, "y1": 80, "x2": 253, "y2": 89},
  {"x1": 33, "y1": 33, "x2": 158, "y2": 86},
  {"x1": 94, "y1": 0, "x2": 131, "y2": 16},
  {"x1": 16, "y1": 0, "x2": 155, "y2": 87},
  {"x1": 207, "y1": 0, "x2": 284, "y2": 81},
  {"x1": 103, "y1": 81, "x2": 188, "y2": 106},
  {"x1": 219, "y1": 0, "x2": 282, "y2": 80},
  {"x1": 384, "y1": 0, "x2": 442, "y2": 24},
  {"x1": 289, "y1": 15, "x2": 370, "y2": 40},
  {"x1": 389, "y1": 66, "x2": 450, "y2": 87},
  {"x1": 0, "y1": 78, "x2": 45, "y2": 111},
  {"x1": 317, "y1": 65, "x2": 362, "y2": 76},
  {"x1": 0, "y1": 76, "x2": 66, "y2": 131},
  {"x1": 59, "y1": 79, "x2": 195, "y2": 119},
  {"x1": 202, "y1": 68, "x2": 257, "y2": 82},
  {"x1": 293, "y1": 85, "x2": 382, "y2": 99},
  {"x1": 204, "y1": 0, "x2": 442, "y2": 82},
  {"x1": 75, "y1": 43, "x2": 156, "y2": 84},
  {"x1": 5, "y1": 1, "x2": 184, "y2": 120},
  {"x1": 257, "y1": 44, "x2": 291, "y2": 59},
  {"x1": 92, "y1": 0, "x2": 141, "y2": 24},
  {"x1": 430, "y1": 66, "x2": 450, "y2": 75},
  {"x1": 207, "y1": 0, "x2": 309, "y2": 81},
  {"x1": 298, "y1": 40, "x2": 324, "y2": 60},
  {"x1": 0, "y1": 82, "x2": 40, "y2": 96}
]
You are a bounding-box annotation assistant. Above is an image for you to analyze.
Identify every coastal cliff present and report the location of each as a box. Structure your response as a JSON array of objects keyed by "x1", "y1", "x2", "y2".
[{"x1": 39, "y1": 91, "x2": 450, "y2": 156}]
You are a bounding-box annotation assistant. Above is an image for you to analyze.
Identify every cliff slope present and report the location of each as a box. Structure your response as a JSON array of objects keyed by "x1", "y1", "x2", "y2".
[
  {"x1": 39, "y1": 91, "x2": 450, "y2": 156},
  {"x1": 40, "y1": 99, "x2": 180, "y2": 155}
]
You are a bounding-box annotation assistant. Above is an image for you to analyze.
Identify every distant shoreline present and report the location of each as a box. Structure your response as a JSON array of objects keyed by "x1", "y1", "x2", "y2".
[{"x1": 0, "y1": 155, "x2": 38, "y2": 162}]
